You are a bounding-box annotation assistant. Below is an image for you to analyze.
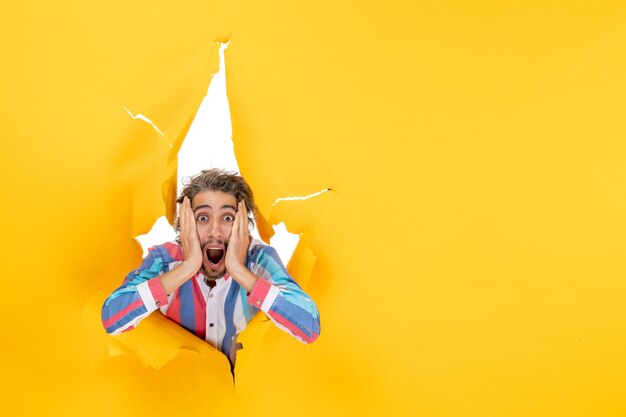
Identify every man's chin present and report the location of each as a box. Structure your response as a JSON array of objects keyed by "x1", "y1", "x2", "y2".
[{"x1": 201, "y1": 265, "x2": 227, "y2": 281}]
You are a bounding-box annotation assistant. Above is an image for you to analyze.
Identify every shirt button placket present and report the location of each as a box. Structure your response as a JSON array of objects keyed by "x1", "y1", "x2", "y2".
[{"x1": 206, "y1": 288, "x2": 217, "y2": 346}]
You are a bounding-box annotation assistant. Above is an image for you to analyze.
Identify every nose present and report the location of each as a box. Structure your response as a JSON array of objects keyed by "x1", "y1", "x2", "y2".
[{"x1": 208, "y1": 218, "x2": 223, "y2": 238}]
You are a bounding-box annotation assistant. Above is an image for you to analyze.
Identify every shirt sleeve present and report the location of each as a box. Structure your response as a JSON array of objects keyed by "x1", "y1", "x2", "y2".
[
  {"x1": 101, "y1": 246, "x2": 170, "y2": 334},
  {"x1": 246, "y1": 245, "x2": 321, "y2": 343}
]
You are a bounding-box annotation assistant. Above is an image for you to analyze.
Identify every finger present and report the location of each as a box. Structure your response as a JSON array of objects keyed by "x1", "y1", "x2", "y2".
[
  {"x1": 179, "y1": 198, "x2": 187, "y2": 232},
  {"x1": 240, "y1": 201, "x2": 248, "y2": 233},
  {"x1": 231, "y1": 203, "x2": 240, "y2": 236},
  {"x1": 187, "y1": 199, "x2": 198, "y2": 238},
  {"x1": 236, "y1": 201, "x2": 242, "y2": 235},
  {"x1": 181, "y1": 197, "x2": 190, "y2": 233},
  {"x1": 182, "y1": 197, "x2": 196, "y2": 237},
  {"x1": 241, "y1": 203, "x2": 251, "y2": 247},
  {"x1": 237, "y1": 202, "x2": 244, "y2": 239}
]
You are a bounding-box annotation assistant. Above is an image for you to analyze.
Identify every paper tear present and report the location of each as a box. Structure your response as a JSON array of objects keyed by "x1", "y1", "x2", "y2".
[
  {"x1": 135, "y1": 216, "x2": 176, "y2": 257},
  {"x1": 140, "y1": 39, "x2": 306, "y2": 265},
  {"x1": 272, "y1": 188, "x2": 333, "y2": 207},
  {"x1": 117, "y1": 38, "x2": 316, "y2": 372},
  {"x1": 269, "y1": 222, "x2": 300, "y2": 265},
  {"x1": 123, "y1": 105, "x2": 167, "y2": 139},
  {"x1": 177, "y1": 40, "x2": 239, "y2": 192}
]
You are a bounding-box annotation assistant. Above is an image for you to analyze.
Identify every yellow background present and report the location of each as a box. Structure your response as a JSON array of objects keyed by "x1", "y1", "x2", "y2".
[{"x1": 2, "y1": 1, "x2": 626, "y2": 416}]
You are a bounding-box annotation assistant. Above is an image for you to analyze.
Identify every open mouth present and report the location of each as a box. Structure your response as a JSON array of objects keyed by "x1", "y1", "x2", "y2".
[{"x1": 206, "y1": 248, "x2": 225, "y2": 267}]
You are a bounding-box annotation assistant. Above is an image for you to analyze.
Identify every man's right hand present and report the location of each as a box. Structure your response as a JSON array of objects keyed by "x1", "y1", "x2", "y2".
[
  {"x1": 159, "y1": 197, "x2": 203, "y2": 295},
  {"x1": 179, "y1": 196, "x2": 203, "y2": 274}
]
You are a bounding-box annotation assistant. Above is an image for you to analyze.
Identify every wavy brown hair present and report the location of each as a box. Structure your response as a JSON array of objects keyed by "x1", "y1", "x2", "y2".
[{"x1": 174, "y1": 169, "x2": 257, "y2": 234}]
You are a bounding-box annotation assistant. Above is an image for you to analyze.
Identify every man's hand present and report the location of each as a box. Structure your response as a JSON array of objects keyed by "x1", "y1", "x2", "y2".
[
  {"x1": 224, "y1": 201, "x2": 258, "y2": 292},
  {"x1": 225, "y1": 200, "x2": 251, "y2": 273},
  {"x1": 179, "y1": 196, "x2": 203, "y2": 273},
  {"x1": 159, "y1": 197, "x2": 203, "y2": 295}
]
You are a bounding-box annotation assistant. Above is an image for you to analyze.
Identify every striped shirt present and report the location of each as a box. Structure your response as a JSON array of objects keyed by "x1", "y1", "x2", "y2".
[{"x1": 101, "y1": 239, "x2": 320, "y2": 363}]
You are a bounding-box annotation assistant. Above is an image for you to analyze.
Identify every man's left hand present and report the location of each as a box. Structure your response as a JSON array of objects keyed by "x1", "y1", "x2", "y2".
[{"x1": 225, "y1": 200, "x2": 251, "y2": 273}]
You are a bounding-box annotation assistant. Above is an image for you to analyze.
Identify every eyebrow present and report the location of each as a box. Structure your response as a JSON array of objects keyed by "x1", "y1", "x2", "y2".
[{"x1": 193, "y1": 204, "x2": 237, "y2": 213}]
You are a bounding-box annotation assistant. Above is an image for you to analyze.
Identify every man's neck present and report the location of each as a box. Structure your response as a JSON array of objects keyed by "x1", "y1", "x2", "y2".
[{"x1": 203, "y1": 277, "x2": 217, "y2": 288}]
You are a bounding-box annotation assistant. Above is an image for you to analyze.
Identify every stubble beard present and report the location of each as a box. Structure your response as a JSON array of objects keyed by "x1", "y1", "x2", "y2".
[{"x1": 201, "y1": 264, "x2": 227, "y2": 283}]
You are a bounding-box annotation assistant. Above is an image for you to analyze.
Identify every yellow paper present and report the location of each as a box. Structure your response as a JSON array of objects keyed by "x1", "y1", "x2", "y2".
[{"x1": 2, "y1": 1, "x2": 626, "y2": 416}]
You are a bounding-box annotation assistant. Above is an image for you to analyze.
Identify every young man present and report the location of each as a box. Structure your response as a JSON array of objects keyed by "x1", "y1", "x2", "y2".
[{"x1": 101, "y1": 169, "x2": 320, "y2": 367}]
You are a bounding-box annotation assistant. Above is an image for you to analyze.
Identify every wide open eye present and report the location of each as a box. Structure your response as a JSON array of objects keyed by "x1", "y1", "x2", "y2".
[
  {"x1": 224, "y1": 214, "x2": 235, "y2": 222},
  {"x1": 197, "y1": 215, "x2": 208, "y2": 222}
]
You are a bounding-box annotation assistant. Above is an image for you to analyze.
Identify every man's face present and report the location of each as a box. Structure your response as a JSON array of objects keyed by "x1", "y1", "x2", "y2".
[{"x1": 191, "y1": 190, "x2": 238, "y2": 281}]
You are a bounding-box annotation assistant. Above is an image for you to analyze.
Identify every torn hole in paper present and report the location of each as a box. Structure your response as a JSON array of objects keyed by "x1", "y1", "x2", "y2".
[
  {"x1": 115, "y1": 39, "x2": 317, "y2": 372},
  {"x1": 123, "y1": 106, "x2": 168, "y2": 141}
]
